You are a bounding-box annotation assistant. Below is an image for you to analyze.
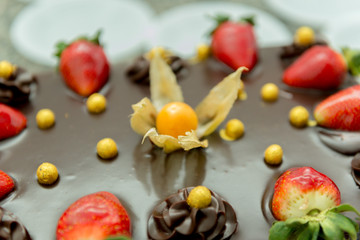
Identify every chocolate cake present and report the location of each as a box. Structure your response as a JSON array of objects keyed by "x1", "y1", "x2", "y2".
[{"x1": 1, "y1": 47, "x2": 359, "y2": 239}]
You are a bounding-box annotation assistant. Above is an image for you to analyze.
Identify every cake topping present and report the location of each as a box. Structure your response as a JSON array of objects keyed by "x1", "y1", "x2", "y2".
[
  {"x1": 294, "y1": 26, "x2": 315, "y2": 46},
  {"x1": 96, "y1": 138, "x2": 118, "y2": 159},
  {"x1": 56, "y1": 191, "x2": 131, "y2": 240},
  {"x1": 264, "y1": 144, "x2": 283, "y2": 165},
  {"x1": 0, "y1": 170, "x2": 15, "y2": 200},
  {"x1": 220, "y1": 119, "x2": 245, "y2": 141},
  {"x1": 36, "y1": 162, "x2": 59, "y2": 185},
  {"x1": 147, "y1": 187, "x2": 238, "y2": 240},
  {"x1": 0, "y1": 61, "x2": 16, "y2": 79},
  {"x1": 0, "y1": 207, "x2": 32, "y2": 240},
  {"x1": 270, "y1": 167, "x2": 360, "y2": 240},
  {"x1": 86, "y1": 93, "x2": 107, "y2": 114},
  {"x1": 186, "y1": 186, "x2": 212, "y2": 209},
  {"x1": 0, "y1": 103, "x2": 27, "y2": 140},
  {"x1": 289, "y1": 105, "x2": 309, "y2": 128},
  {"x1": 261, "y1": 83, "x2": 279, "y2": 102},
  {"x1": 351, "y1": 153, "x2": 360, "y2": 186},
  {"x1": 36, "y1": 109, "x2": 55, "y2": 129}
]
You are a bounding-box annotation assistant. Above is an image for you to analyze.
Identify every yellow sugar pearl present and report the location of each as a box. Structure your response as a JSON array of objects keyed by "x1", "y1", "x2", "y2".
[
  {"x1": 37, "y1": 162, "x2": 59, "y2": 185},
  {"x1": 186, "y1": 186, "x2": 212, "y2": 209},
  {"x1": 97, "y1": 138, "x2": 118, "y2": 159},
  {"x1": 36, "y1": 109, "x2": 55, "y2": 129},
  {"x1": 220, "y1": 119, "x2": 245, "y2": 141},
  {"x1": 0, "y1": 61, "x2": 16, "y2": 79},
  {"x1": 196, "y1": 43, "x2": 211, "y2": 61},
  {"x1": 86, "y1": 93, "x2": 107, "y2": 114},
  {"x1": 261, "y1": 83, "x2": 279, "y2": 102},
  {"x1": 289, "y1": 106, "x2": 309, "y2": 128},
  {"x1": 264, "y1": 144, "x2": 283, "y2": 165},
  {"x1": 294, "y1": 26, "x2": 315, "y2": 46},
  {"x1": 146, "y1": 47, "x2": 170, "y2": 60}
]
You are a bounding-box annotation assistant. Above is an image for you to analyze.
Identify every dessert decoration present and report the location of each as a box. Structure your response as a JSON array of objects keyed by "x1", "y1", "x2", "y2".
[
  {"x1": 147, "y1": 186, "x2": 238, "y2": 239},
  {"x1": 314, "y1": 85, "x2": 360, "y2": 131},
  {"x1": 0, "y1": 61, "x2": 36, "y2": 105},
  {"x1": 351, "y1": 153, "x2": 360, "y2": 186},
  {"x1": 317, "y1": 128, "x2": 360, "y2": 155},
  {"x1": 86, "y1": 93, "x2": 107, "y2": 114},
  {"x1": 36, "y1": 162, "x2": 59, "y2": 185},
  {"x1": 55, "y1": 31, "x2": 110, "y2": 97},
  {"x1": 56, "y1": 191, "x2": 131, "y2": 240},
  {"x1": 283, "y1": 46, "x2": 347, "y2": 90},
  {"x1": 36, "y1": 108, "x2": 55, "y2": 129},
  {"x1": 260, "y1": 83, "x2": 279, "y2": 102},
  {"x1": 270, "y1": 167, "x2": 360, "y2": 240},
  {"x1": 0, "y1": 170, "x2": 15, "y2": 200},
  {"x1": 293, "y1": 26, "x2": 315, "y2": 46},
  {"x1": 96, "y1": 138, "x2": 118, "y2": 159},
  {"x1": 219, "y1": 119, "x2": 245, "y2": 141},
  {"x1": 342, "y1": 47, "x2": 360, "y2": 78},
  {"x1": 130, "y1": 49, "x2": 247, "y2": 153},
  {"x1": 192, "y1": 43, "x2": 211, "y2": 63},
  {"x1": 0, "y1": 103, "x2": 27, "y2": 140},
  {"x1": 264, "y1": 144, "x2": 283, "y2": 165},
  {"x1": 210, "y1": 15, "x2": 258, "y2": 72},
  {"x1": 289, "y1": 105, "x2": 310, "y2": 128},
  {"x1": 126, "y1": 47, "x2": 187, "y2": 85},
  {"x1": 0, "y1": 207, "x2": 32, "y2": 240}
]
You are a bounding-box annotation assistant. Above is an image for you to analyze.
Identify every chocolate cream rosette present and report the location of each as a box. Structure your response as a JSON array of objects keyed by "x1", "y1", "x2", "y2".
[{"x1": 0, "y1": 207, "x2": 32, "y2": 240}]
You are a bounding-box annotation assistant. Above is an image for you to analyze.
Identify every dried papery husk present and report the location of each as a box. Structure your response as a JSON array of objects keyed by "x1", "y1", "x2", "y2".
[
  {"x1": 143, "y1": 128, "x2": 208, "y2": 153},
  {"x1": 150, "y1": 50, "x2": 184, "y2": 111},
  {"x1": 130, "y1": 97, "x2": 157, "y2": 136},
  {"x1": 195, "y1": 67, "x2": 247, "y2": 138}
]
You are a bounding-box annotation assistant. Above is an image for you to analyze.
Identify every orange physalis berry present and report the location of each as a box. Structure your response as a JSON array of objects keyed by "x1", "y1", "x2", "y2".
[{"x1": 156, "y1": 102, "x2": 198, "y2": 138}]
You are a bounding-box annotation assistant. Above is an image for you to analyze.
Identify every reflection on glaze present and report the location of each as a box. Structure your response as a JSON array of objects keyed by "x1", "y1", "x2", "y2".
[
  {"x1": 351, "y1": 153, "x2": 360, "y2": 186},
  {"x1": 317, "y1": 128, "x2": 360, "y2": 154},
  {"x1": 0, "y1": 207, "x2": 32, "y2": 240}
]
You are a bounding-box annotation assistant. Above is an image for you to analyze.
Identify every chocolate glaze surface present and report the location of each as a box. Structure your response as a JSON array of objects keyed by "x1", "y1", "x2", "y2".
[
  {"x1": 0, "y1": 47, "x2": 359, "y2": 239},
  {"x1": 0, "y1": 207, "x2": 32, "y2": 240}
]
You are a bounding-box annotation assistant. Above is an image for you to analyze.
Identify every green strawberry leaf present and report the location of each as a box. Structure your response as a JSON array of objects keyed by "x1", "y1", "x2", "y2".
[
  {"x1": 240, "y1": 15, "x2": 255, "y2": 26},
  {"x1": 269, "y1": 221, "x2": 295, "y2": 240},
  {"x1": 327, "y1": 212, "x2": 358, "y2": 240},
  {"x1": 342, "y1": 47, "x2": 360, "y2": 76},
  {"x1": 106, "y1": 236, "x2": 132, "y2": 240},
  {"x1": 320, "y1": 217, "x2": 344, "y2": 239},
  {"x1": 295, "y1": 221, "x2": 320, "y2": 240},
  {"x1": 330, "y1": 203, "x2": 360, "y2": 216}
]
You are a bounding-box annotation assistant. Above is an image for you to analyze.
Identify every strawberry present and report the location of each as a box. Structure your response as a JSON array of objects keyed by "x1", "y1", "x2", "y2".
[
  {"x1": 314, "y1": 84, "x2": 360, "y2": 131},
  {"x1": 0, "y1": 103, "x2": 27, "y2": 140},
  {"x1": 0, "y1": 170, "x2": 15, "y2": 199},
  {"x1": 55, "y1": 31, "x2": 110, "y2": 97},
  {"x1": 56, "y1": 191, "x2": 131, "y2": 240},
  {"x1": 270, "y1": 167, "x2": 360, "y2": 240},
  {"x1": 210, "y1": 15, "x2": 258, "y2": 71},
  {"x1": 283, "y1": 45, "x2": 347, "y2": 89}
]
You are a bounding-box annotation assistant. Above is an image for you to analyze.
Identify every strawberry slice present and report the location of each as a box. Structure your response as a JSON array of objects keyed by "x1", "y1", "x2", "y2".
[
  {"x1": 55, "y1": 31, "x2": 110, "y2": 97},
  {"x1": 0, "y1": 103, "x2": 27, "y2": 140},
  {"x1": 283, "y1": 45, "x2": 347, "y2": 89},
  {"x1": 56, "y1": 191, "x2": 131, "y2": 240},
  {"x1": 314, "y1": 85, "x2": 360, "y2": 131},
  {"x1": 0, "y1": 170, "x2": 15, "y2": 200},
  {"x1": 270, "y1": 167, "x2": 360, "y2": 240},
  {"x1": 210, "y1": 15, "x2": 258, "y2": 71}
]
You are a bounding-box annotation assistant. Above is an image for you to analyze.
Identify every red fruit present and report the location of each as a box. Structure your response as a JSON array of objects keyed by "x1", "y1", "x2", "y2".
[
  {"x1": 0, "y1": 103, "x2": 27, "y2": 140},
  {"x1": 56, "y1": 191, "x2": 131, "y2": 240},
  {"x1": 211, "y1": 17, "x2": 258, "y2": 71},
  {"x1": 0, "y1": 170, "x2": 15, "y2": 199},
  {"x1": 56, "y1": 31, "x2": 110, "y2": 97},
  {"x1": 314, "y1": 84, "x2": 360, "y2": 131},
  {"x1": 271, "y1": 167, "x2": 340, "y2": 221},
  {"x1": 283, "y1": 45, "x2": 347, "y2": 89}
]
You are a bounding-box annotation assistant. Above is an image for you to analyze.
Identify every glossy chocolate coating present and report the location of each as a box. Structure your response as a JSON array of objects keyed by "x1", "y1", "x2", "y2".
[
  {"x1": 0, "y1": 207, "x2": 32, "y2": 240},
  {"x1": 0, "y1": 47, "x2": 359, "y2": 239}
]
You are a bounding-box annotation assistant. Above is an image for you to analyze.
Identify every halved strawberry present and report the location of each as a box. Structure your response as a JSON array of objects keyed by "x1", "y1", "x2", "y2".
[
  {"x1": 270, "y1": 167, "x2": 360, "y2": 240},
  {"x1": 283, "y1": 45, "x2": 347, "y2": 89},
  {"x1": 0, "y1": 170, "x2": 15, "y2": 200},
  {"x1": 56, "y1": 191, "x2": 131, "y2": 240},
  {"x1": 314, "y1": 84, "x2": 360, "y2": 131},
  {"x1": 210, "y1": 15, "x2": 258, "y2": 71},
  {"x1": 0, "y1": 103, "x2": 27, "y2": 140},
  {"x1": 55, "y1": 31, "x2": 110, "y2": 97}
]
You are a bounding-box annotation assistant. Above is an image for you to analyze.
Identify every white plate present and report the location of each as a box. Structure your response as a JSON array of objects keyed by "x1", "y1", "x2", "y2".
[
  {"x1": 147, "y1": 1, "x2": 292, "y2": 57},
  {"x1": 10, "y1": 0, "x2": 154, "y2": 66},
  {"x1": 265, "y1": 0, "x2": 360, "y2": 30}
]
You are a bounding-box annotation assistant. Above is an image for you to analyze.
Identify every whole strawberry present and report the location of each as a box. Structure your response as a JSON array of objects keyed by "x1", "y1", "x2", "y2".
[
  {"x1": 56, "y1": 191, "x2": 131, "y2": 240},
  {"x1": 314, "y1": 84, "x2": 360, "y2": 131},
  {"x1": 0, "y1": 170, "x2": 15, "y2": 200},
  {"x1": 283, "y1": 45, "x2": 347, "y2": 89},
  {"x1": 211, "y1": 15, "x2": 258, "y2": 71},
  {"x1": 55, "y1": 31, "x2": 110, "y2": 97},
  {"x1": 270, "y1": 167, "x2": 360, "y2": 240},
  {"x1": 0, "y1": 103, "x2": 27, "y2": 140}
]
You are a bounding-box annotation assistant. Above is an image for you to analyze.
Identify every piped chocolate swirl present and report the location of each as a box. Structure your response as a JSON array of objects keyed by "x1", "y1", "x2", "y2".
[
  {"x1": 0, "y1": 207, "x2": 32, "y2": 240},
  {"x1": 147, "y1": 187, "x2": 238, "y2": 240}
]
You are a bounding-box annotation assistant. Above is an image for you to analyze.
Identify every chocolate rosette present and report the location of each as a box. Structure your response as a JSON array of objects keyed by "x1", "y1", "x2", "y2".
[
  {"x1": 147, "y1": 187, "x2": 238, "y2": 240},
  {"x1": 0, "y1": 67, "x2": 36, "y2": 104},
  {"x1": 0, "y1": 207, "x2": 32, "y2": 240}
]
